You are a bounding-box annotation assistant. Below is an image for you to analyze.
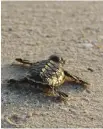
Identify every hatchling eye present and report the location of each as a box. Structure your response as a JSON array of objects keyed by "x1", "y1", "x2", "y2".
[{"x1": 60, "y1": 58, "x2": 65, "y2": 64}]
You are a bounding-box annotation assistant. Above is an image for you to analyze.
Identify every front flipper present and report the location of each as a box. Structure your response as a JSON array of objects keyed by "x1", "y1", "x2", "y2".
[
  {"x1": 15, "y1": 58, "x2": 33, "y2": 65},
  {"x1": 64, "y1": 70, "x2": 90, "y2": 90}
]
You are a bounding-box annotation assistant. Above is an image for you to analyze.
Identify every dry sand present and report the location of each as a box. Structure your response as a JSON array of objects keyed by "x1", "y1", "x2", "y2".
[{"x1": 1, "y1": 1, "x2": 103, "y2": 128}]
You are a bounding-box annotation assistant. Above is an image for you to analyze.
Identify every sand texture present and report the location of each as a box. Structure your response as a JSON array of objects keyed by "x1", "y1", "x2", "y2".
[{"x1": 1, "y1": 1, "x2": 103, "y2": 128}]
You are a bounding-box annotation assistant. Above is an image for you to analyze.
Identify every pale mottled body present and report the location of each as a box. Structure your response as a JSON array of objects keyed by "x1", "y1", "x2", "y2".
[
  {"x1": 8, "y1": 55, "x2": 89, "y2": 100},
  {"x1": 26, "y1": 60, "x2": 65, "y2": 87}
]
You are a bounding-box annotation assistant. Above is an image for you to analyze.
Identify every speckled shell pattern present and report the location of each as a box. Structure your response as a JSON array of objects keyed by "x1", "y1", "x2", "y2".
[{"x1": 26, "y1": 59, "x2": 65, "y2": 87}]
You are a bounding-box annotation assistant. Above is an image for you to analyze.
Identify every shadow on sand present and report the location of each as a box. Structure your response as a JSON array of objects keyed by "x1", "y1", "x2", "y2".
[{"x1": 2, "y1": 64, "x2": 87, "y2": 105}]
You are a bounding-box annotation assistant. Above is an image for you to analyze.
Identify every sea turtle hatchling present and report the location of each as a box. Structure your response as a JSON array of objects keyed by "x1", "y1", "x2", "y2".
[{"x1": 8, "y1": 55, "x2": 89, "y2": 101}]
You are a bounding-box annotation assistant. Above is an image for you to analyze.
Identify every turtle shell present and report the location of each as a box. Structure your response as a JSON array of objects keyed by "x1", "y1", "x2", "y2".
[{"x1": 26, "y1": 59, "x2": 65, "y2": 87}]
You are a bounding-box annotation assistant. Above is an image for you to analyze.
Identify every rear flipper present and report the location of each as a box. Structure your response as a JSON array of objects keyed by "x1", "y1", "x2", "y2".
[
  {"x1": 15, "y1": 58, "x2": 33, "y2": 65},
  {"x1": 43, "y1": 85, "x2": 68, "y2": 97},
  {"x1": 55, "y1": 90, "x2": 68, "y2": 103},
  {"x1": 43, "y1": 87, "x2": 68, "y2": 103},
  {"x1": 7, "y1": 77, "x2": 38, "y2": 89},
  {"x1": 7, "y1": 77, "x2": 44, "y2": 91},
  {"x1": 64, "y1": 70, "x2": 90, "y2": 91},
  {"x1": 57, "y1": 91, "x2": 68, "y2": 97}
]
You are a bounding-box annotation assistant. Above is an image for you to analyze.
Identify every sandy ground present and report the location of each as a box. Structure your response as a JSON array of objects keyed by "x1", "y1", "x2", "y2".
[{"x1": 1, "y1": 1, "x2": 103, "y2": 128}]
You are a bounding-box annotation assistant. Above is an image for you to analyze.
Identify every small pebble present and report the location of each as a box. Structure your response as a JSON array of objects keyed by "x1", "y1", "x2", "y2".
[
  {"x1": 8, "y1": 28, "x2": 12, "y2": 31},
  {"x1": 87, "y1": 68, "x2": 94, "y2": 72},
  {"x1": 83, "y1": 43, "x2": 93, "y2": 49}
]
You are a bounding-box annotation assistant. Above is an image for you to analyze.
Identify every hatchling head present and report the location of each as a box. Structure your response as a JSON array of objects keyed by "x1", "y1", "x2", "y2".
[{"x1": 49, "y1": 55, "x2": 65, "y2": 65}]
